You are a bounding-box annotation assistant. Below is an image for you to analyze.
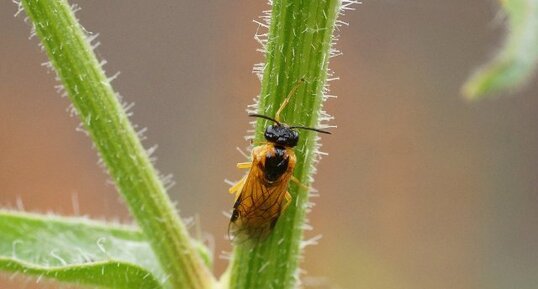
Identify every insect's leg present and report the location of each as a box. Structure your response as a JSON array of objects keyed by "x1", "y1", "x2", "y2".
[
  {"x1": 228, "y1": 176, "x2": 247, "y2": 195},
  {"x1": 290, "y1": 176, "x2": 309, "y2": 191},
  {"x1": 250, "y1": 139, "x2": 268, "y2": 146},
  {"x1": 282, "y1": 191, "x2": 292, "y2": 211},
  {"x1": 236, "y1": 162, "x2": 252, "y2": 169},
  {"x1": 275, "y1": 79, "x2": 305, "y2": 122}
]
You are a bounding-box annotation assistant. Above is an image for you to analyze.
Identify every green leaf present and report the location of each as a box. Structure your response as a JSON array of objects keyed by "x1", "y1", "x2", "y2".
[
  {"x1": 463, "y1": 0, "x2": 538, "y2": 100},
  {"x1": 0, "y1": 210, "x2": 164, "y2": 289},
  {"x1": 224, "y1": 0, "x2": 350, "y2": 288}
]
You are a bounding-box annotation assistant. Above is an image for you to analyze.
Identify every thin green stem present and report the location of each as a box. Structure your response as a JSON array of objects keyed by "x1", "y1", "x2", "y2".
[
  {"x1": 20, "y1": 1, "x2": 213, "y2": 288},
  {"x1": 225, "y1": 1, "x2": 343, "y2": 288}
]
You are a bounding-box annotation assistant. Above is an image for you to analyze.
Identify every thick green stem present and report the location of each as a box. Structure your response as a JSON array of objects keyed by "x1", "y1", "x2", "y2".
[
  {"x1": 226, "y1": 0, "x2": 342, "y2": 288},
  {"x1": 20, "y1": 1, "x2": 213, "y2": 288}
]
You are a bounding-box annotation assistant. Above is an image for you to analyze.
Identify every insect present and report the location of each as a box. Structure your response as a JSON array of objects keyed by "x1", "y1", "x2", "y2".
[{"x1": 228, "y1": 79, "x2": 331, "y2": 242}]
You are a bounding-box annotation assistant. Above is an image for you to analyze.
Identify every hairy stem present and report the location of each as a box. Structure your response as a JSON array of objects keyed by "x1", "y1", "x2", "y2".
[
  {"x1": 20, "y1": 1, "x2": 213, "y2": 288},
  {"x1": 225, "y1": 0, "x2": 344, "y2": 288}
]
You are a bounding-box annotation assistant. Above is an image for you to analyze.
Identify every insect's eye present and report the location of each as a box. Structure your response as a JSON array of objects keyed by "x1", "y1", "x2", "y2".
[
  {"x1": 286, "y1": 130, "x2": 299, "y2": 147},
  {"x1": 264, "y1": 125, "x2": 279, "y2": 142}
]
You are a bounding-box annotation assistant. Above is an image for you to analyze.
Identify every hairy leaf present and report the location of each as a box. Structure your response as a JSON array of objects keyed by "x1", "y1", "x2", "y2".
[{"x1": 0, "y1": 210, "x2": 164, "y2": 289}]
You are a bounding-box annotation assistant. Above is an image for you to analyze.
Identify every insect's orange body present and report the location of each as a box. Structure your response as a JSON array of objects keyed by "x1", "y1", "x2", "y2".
[{"x1": 228, "y1": 79, "x2": 330, "y2": 242}]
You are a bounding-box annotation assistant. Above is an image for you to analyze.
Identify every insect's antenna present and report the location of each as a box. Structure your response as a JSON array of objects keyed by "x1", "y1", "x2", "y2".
[
  {"x1": 275, "y1": 78, "x2": 305, "y2": 123},
  {"x1": 289, "y1": 126, "x2": 332, "y2": 134},
  {"x1": 248, "y1": 113, "x2": 281, "y2": 125}
]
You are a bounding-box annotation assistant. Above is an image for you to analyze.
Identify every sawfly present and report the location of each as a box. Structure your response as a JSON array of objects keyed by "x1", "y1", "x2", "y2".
[{"x1": 228, "y1": 79, "x2": 331, "y2": 242}]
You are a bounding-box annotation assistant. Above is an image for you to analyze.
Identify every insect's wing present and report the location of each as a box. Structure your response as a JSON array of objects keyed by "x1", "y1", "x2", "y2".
[
  {"x1": 229, "y1": 149, "x2": 293, "y2": 243},
  {"x1": 228, "y1": 169, "x2": 272, "y2": 243}
]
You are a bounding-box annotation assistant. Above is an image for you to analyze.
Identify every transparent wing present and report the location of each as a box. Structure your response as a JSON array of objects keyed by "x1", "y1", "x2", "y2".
[{"x1": 228, "y1": 156, "x2": 291, "y2": 243}]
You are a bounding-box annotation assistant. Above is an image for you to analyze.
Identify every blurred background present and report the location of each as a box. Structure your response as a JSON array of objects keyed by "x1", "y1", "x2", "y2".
[{"x1": 1, "y1": 1, "x2": 538, "y2": 289}]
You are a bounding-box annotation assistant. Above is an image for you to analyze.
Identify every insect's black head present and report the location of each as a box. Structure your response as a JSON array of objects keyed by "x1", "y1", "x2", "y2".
[{"x1": 264, "y1": 124, "x2": 299, "y2": 147}]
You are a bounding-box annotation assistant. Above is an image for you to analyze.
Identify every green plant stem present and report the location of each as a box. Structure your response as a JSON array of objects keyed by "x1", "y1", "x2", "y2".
[
  {"x1": 20, "y1": 1, "x2": 213, "y2": 288},
  {"x1": 226, "y1": 1, "x2": 342, "y2": 288}
]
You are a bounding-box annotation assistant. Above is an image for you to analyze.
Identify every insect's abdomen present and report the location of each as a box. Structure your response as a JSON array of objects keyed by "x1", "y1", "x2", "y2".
[{"x1": 263, "y1": 145, "x2": 289, "y2": 182}]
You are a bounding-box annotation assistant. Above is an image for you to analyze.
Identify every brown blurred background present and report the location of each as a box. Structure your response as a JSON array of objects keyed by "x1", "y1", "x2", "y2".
[{"x1": 1, "y1": 1, "x2": 538, "y2": 289}]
